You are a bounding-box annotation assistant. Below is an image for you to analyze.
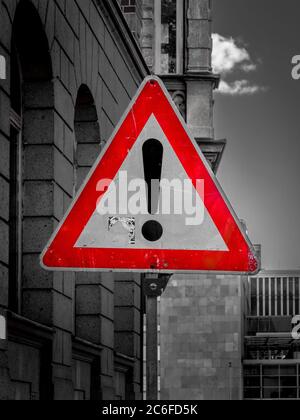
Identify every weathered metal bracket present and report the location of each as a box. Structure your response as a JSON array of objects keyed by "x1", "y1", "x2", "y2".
[{"x1": 142, "y1": 273, "x2": 172, "y2": 297}]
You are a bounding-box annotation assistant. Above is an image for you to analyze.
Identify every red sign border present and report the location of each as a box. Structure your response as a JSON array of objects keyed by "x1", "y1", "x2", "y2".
[{"x1": 41, "y1": 77, "x2": 260, "y2": 274}]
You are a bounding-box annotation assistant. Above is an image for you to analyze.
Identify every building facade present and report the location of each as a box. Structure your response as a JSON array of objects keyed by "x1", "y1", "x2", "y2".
[
  {"x1": 0, "y1": 0, "x2": 149, "y2": 400},
  {"x1": 244, "y1": 271, "x2": 300, "y2": 400},
  {"x1": 2, "y1": 0, "x2": 290, "y2": 402}
]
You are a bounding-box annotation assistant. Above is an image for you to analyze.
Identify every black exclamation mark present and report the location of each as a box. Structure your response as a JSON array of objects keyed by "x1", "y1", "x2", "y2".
[{"x1": 142, "y1": 139, "x2": 164, "y2": 242}]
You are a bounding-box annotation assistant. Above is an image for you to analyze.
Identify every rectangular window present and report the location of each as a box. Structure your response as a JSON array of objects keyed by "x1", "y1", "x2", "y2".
[
  {"x1": 259, "y1": 278, "x2": 264, "y2": 316},
  {"x1": 283, "y1": 278, "x2": 288, "y2": 315},
  {"x1": 294, "y1": 277, "x2": 300, "y2": 315},
  {"x1": 289, "y1": 278, "x2": 294, "y2": 316},
  {"x1": 277, "y1": 278, "x2": 282, "y2": 315},
  {"x1": 155, "y1": 0, "x2": 184, "y2": 75},
  {"x1": 250, "y1": 278, "x2": 258, "y2": 316},
  {"x1": 265, "y1": 278, "x2": 269, "y2": 316},
  {"x1": 271, "y1": 278, "x2": 276, "y2": 316},
  {"x1": 244, "y1": 387, "x2": 260, "y2": 399},
  {"x1": 244, "y1": 364, "x2": 300, "y2": 400}
]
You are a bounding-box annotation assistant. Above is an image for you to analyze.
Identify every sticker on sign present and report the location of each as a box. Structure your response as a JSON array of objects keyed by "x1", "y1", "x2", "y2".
[{"x1": 41, "y1": 76, "x2": 259, "y2": 275}]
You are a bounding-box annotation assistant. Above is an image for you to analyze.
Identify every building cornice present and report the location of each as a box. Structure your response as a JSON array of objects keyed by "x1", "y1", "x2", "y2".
[
  {"x1": 250, "y1": 270, "x2": 300, "y2": 277},
  {"x1": 160, "y1": 72, "x2": 221, "y2": 89}
]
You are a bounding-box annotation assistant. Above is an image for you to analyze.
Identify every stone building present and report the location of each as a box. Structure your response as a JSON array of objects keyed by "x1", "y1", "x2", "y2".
[
  {"x1": 0, "y1": 0, "x2": 149, "y2": 400},
  {"x1": 0, "y1": 0, "x2": 259, "y2": 401}
]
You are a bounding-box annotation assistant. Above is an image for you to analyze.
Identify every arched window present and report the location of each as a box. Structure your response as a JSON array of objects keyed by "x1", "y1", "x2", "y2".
[
  {"x1": 74, "y1": 85, "x2": 102, "y2": 193},
  {"x1": 9, "y1": 0, "x2": 53, "y2": 313}
]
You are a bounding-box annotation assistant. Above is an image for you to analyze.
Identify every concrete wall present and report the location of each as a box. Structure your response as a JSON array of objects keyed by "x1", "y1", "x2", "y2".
[
  {"x1": 160, "y1": 275, "x2": 243, "y2": 400},
  {"x1": 0, "y1": 0, "x2": 148, "y2": 400}
]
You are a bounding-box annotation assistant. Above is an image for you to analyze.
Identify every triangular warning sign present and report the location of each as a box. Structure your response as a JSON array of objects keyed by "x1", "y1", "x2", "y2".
[{"x1": 41, "y1": 77, "x2": 259, "y2": 274}]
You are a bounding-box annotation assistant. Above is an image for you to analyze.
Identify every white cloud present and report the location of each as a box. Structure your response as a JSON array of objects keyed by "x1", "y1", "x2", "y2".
[
  {"x1": 218, "y1": 80, "x2": 265, "y2": 96},
  {"x1": 212, "y1": 34, "x2": 254, "y2": 75},
  {"x1": 241, "y1": 63, "x2": 257, "y2": 73},
  {"x1": 212, "y1": 34, "x2": 265, "y2": 96}
]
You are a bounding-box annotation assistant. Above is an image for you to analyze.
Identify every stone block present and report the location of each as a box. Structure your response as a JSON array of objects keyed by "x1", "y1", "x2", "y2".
[
  {"x1": 23, "y1": 217, "x2": 54, "y2": 253},
  {"x1": 24, "y1": 145, "x2": 54, "y2": 181},
  {"x1": 23, "y1": 109, "x2": 55, "y2": 145},
  {"x1": 76, "y1": 315, "x2": 101, "y2": 344},
  {"x1": 0, "y1": 220, "x2": 8, "y2": 265},
  {"x1": 0, "y1": 264, "x2": 8, "y2": 307},
  {"x1": 53, "y1": 292, "x2": 73, "y2": 332},
  {"x1": 115, "y1": 307, "x2": 141, "y2": 332},
  {"x1": 22, "y1": 290, "x2": 53, "y2": 326},
  {"x1": 76, "y1": 285, "x2": 102, "y2": 316},
  {"x1": 0, "y1": 134, "x2": 9, "y2": 179},
  {"x1": 54, "y1": 148, "x2": 74, "y2": 195},
  {"x1": 0, "y1": 177, "x2": 9, "y2": 221},
  {"x1": 23, "y1": 181, "x2": 54, "y2": 217},
  {"x1": 0, "y1": 90, "x2": 10, "y2": 137},
  {"x1": 23, "y1": 253, "x2": 54, "y2": 289},
  {"x1": 76, "y1": 143, "x2": 100, "y2": 167},
  {"x1": 101, "y1": 317, "x2": 114, "y2": 348}
]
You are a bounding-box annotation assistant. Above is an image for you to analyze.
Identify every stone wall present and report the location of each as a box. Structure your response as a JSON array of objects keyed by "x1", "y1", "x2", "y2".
[{"x1": 0, "y1": 0, "x2": 148, "y2": 400}]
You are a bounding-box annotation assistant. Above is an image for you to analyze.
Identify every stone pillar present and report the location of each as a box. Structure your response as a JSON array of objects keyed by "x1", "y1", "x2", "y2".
[
  {"x1": 186, "y1": 77, "x2": 214, "y2": 140},
  {"x1": 186, "y1": 0, "x2": 212, "y2": 72},
  {"x1": 21, "y1": 77, "x2": 75, "y2": 399},
  {"x1": 114, "y1": 274, "x2": 143, "y2": 400},
  {"x1": 185, "y1": 0, "x2": 215, "y2": 141},
  {"x1": 76, "y1": 272, "x2": 115, "y2": 400}
]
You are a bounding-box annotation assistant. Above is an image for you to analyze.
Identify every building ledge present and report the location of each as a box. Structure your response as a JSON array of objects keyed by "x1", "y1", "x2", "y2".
[
  {"x1": 245, "y1": 334, "x2": 299, "y2": 348},
  {"x1": 7, "y1": 311, "x2": 54, "y2": 342},
  {"x1": 196, "y1": 138, "x2": 227, "y2": 174},
  {"x1": 160, "y1": 72, "x2": 220, "y2": 89}
]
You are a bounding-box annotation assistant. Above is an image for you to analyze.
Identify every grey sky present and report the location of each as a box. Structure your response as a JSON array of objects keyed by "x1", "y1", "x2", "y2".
[{"x1": 213, "y1": 0, "x2": 300, "y2": 270}]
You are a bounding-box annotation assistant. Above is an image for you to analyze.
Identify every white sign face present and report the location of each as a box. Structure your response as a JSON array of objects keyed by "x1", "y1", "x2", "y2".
[{"x1": 76, "y1": 115, "x2": 228, "y2": 252}]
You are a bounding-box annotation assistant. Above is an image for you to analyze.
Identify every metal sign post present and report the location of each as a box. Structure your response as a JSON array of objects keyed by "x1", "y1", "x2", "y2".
[{"x1": 143, "y1": 274, "x2": 170, "y2": 400}]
